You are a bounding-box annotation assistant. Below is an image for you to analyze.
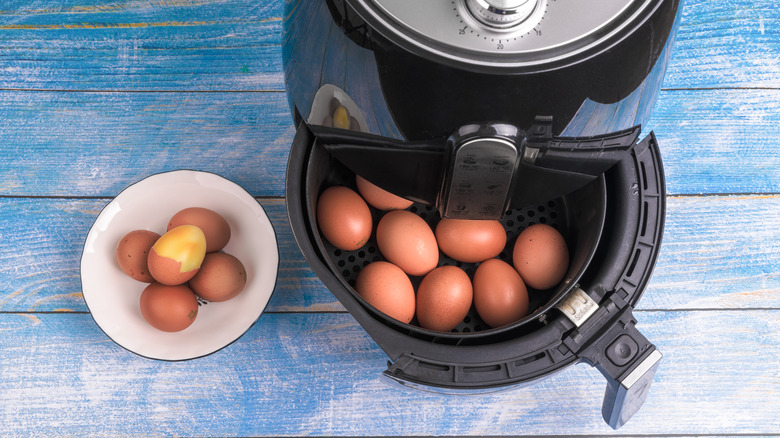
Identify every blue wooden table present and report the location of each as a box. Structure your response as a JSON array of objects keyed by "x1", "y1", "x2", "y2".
[{"x1": 2, "y1": 0, "x2": 779, "y2": 435}]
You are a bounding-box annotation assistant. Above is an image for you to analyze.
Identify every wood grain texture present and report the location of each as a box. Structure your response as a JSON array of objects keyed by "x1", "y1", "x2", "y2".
[
  {"x1": 0, "y1": 90, "x2": 294, "y2": 198},
  {"x1": 663, "y1": 0, "x2": 780, "y2": 89},
  {"x1": 0, "y1": 0, "x2": 777, "y2": 435},
  {"x1": 1, "y1": 88, "x2": 780, "y2": 198},
  {"x1": 647, "y1": 89, "x2": 780, "y2": 196},
  {"x1": 1, "y1": 195, "x2": 778, "y2": 313},
  {"x1": 0, "y1": 0, "x2": 285, "y2": 91},
  {"x1": 0, "y1": 310, "x2": 778, "y2": 436},
  {"x1": 0, "y1": 0, "x2": 778, "y2": 92}
]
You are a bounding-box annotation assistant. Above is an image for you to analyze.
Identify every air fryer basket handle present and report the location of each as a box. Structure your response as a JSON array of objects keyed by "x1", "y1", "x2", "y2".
[
  {"x1": 524, "y1": 118, "x2": 641, "y2": 178},
  {"x1": 569, "y1": 304, "x2": 662, "y2": 429},
  {"x1": 602, "y1": 342, "x2": 662, "y2": 430},
  {"x1": 310, "y1": 119, "x2": 643, "y2": 218}
]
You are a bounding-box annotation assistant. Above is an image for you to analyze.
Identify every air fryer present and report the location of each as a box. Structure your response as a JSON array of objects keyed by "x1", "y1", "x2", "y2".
[{"x1": 282, "y1": 0, "x2": 681, "y2": 429}]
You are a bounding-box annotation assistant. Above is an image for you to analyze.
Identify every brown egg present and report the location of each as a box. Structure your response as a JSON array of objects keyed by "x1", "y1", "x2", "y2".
[
  {"x1": 435, "y1": 218, "x2": 506, "y2": 263},
  {"x1": 512, "y1": 224, "x2": 570, "y2": 290},
  {"x1": 147, "y1": 225, "x2": 207, "y2": 285},
  {"x1": 376, "y1": 210, "x2": 439, "y2": 276},
  {"x1": 355, "y1": 175, "x2": 414, "y2": 211},
  {"x1": 168, "y1": 207, "x2": 231, "y2": 253},
  {"x1": 473, "y1": 259, "x2": 529, "y2": 328},
  {"x1": 188, "y1": 252, "x2": 247, "y2": 302},
  {"x1": 355, "y1": 261, "x2": 415, "y2": 324},
  {"x1": 140, "y1": 282, "x2": 199, "y2": 332},
  {"x1": 416, "y1": 266, "x2": 473, "y2": 332},
  {"x1": 116, "y1": 230, "x2": 160, "y2": 282},
  {"x1": 316, "y1": 186, "x2": 373, "y2": 251}
]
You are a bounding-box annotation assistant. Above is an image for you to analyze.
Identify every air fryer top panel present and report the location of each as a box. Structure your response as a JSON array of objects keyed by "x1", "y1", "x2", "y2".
[{"x1": 355, "y1": 0, "x2": 658, "y2": 68}]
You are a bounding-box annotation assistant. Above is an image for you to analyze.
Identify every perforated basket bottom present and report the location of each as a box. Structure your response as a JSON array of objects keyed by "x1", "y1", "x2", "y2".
[{"x1": 323, "y1": 200, "x2": 569, "y2": 334}]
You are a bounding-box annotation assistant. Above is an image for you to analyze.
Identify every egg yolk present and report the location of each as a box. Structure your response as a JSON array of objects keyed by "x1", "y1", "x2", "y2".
[{"x1": 152, "y1": 225, "x2": 207, "y2": 273}]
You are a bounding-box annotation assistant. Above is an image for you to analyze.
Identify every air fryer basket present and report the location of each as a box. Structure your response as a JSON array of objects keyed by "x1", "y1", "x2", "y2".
[
  {"x1": 287, "y1": 120, "x2": 667, "y2": 429},
  {"x1": 300, "y1": 125, "x2": 606, "y2": 343}
]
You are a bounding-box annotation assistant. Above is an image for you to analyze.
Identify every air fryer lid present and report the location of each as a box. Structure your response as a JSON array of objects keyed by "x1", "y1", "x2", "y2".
[{"x1": 354, "y1": 0, "x2": 660, "y2": 69}]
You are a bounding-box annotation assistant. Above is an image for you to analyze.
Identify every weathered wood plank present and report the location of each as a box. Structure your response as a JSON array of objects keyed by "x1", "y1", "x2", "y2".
[
  {"x1": 0, "y1": 310, "x2": 777, "y2": 436},
  {"x1": 664, "y1": 0, "x2": 780, "y2": 89},
  {"x1": 0, "y1": 0, "x2": 777, "y2": 92},
  {"x1": 0, "y1": 90, "x2": 295, "y2": 198},
  {"x1": 1, "y1": 195, "x2": 778, "y2": 313},
  {"x1": 645, "y1": 88, "x2": 780, "y2": 195},
  {"x1": 644, "y1": 194, "x2": 780, "y2": 310},
  {"x1": 0, "y1": 0, "x2": 285, "y2": 91},
  {"x1": 0, "y1": 88, "x2": 779, "y2": 198}
]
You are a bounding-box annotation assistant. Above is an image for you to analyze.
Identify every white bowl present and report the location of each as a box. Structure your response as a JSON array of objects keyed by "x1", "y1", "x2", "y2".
[{"x1": 81, "y1": 170, "x2": 279, "y2": 360}]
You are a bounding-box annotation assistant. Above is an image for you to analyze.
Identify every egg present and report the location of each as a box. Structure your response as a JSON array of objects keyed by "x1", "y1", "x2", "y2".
[
  {"x1": 473, "y1": 258, "x2": 529, "y2": 328},
  {"x1": 416, "y1": 266, "x2": 473, "y2": 332},
  {"x1": 147, "y1": 224, "x2": 207, "y2": 285},
  {"x1": 168, "y1": 207, "x2": 231, "y2": 253},
  {"x1": 140, "y1": 282, "x2": 199, "y2": 332},
  {"x1": 332, "y1": 105, "x2": 351, "y2": 129},
  {"x1": 435, "y1": 218, "x2": 506, "y2": 263},
  {"x1": 316, "y1": 186, "x2": 373, "y2": 251},
  {"x1": 376, "y1": 210, "x2": 439, "y2": 276},
  {"x1": 116, "y1": 230, "x2": 160, "y2": 282},
  {"x1": 512, "y1": 224, "x2": 570, "y2": 290},
  {"x1": 355, "y1": 261, "x2": 415, "y2": 324},
  {"x1": 355, "y1": 175, "x2": 414, "y2": 211},
  {"x1": 188, "y1": 252, "x2": 247, "y2": 302}
]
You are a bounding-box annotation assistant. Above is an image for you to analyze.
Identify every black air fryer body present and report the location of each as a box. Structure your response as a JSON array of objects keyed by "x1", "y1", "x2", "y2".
[{"x1": 283, "y1": 0, "x2": 681, "y2": 429}]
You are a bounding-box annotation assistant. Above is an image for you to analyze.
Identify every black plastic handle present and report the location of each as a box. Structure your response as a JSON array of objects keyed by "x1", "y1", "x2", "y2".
[
  {"x1": 563, "y1": 299, "x2": 662, "y2": 429},
  {"x1": 310, "y1": 119, "x2": 643, "y2": 219}
]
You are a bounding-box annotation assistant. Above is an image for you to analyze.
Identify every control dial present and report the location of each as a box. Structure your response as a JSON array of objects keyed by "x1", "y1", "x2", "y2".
[{"x1": 465, "y1": 0, "x2": 540, "y2": 30}]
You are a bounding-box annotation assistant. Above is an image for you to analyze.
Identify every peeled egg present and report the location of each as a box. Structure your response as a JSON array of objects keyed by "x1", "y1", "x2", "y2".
[
  {"x1": 140, "y1": 282, "x2": 199, "y2": 332},
  {"x1": 188, "y1": 252, "x2": 247, "y2": 302},
  {"x1": 116, "y1": 230, "x2": 160, "y2": 282},
  {"x1": 435, "y1": 218, "x2": 506, "y2": 263},
  {"x1": 355, "y1": 261, "x2": 415, "y2": 324},
  {"x1": 376, "y1": 210, "x2": 439, "y2": 276},
  {"x1": 332, "y1": 105, "x2": 351, "y2": 129},
  {"x1": 317, "y1": 186, "x2": 373, "y2": 251},
  {"x1": 355, "y1": 175, "x2": 413, "y2": 211},
  {"x1": 147, "y1": 224, "x2": 207, "y2": 285},
  {"x1": 168, "y1": 207, "x2": 231, "y2": 253},
  {"x1": 473, "y1": 258, "x2": 529, "y2": 328},
  {"x1": 512, "y1": 224, "x2": 570, "y2": 290},
  {"x1": 416, "y1": 266, "x2": 473, "y2": 332}
]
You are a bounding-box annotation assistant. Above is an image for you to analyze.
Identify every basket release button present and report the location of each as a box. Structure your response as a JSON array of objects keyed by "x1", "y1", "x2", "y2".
[{"x1": 606, "y1": 334, "x2": 639, "y2": 367}]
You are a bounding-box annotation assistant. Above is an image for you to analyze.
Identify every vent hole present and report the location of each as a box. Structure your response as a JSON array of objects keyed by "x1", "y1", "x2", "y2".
[
  {"x1": 419, "y1": 361, "x2": 450, "y2": 372},
  {"x1": 464, "y1": 364, "x2": 501, "y2": 373},
  {"x1": 626, "y1": 248, "x2": 641, "y2": 278}
]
